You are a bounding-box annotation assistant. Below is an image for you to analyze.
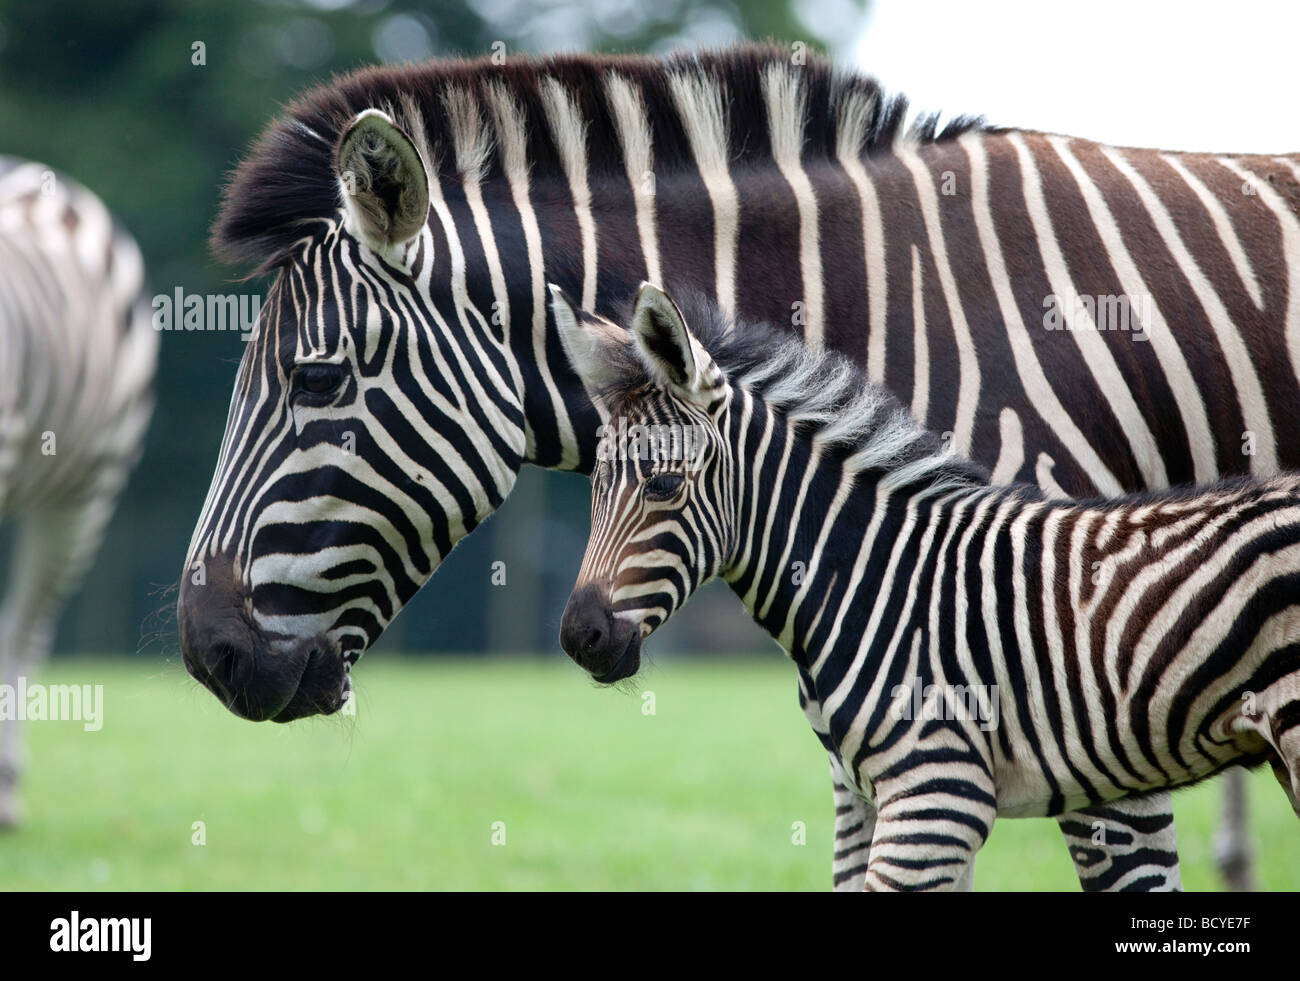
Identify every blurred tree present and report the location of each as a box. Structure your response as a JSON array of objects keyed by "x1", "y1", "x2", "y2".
[{"x1": 0, "y1": 0, "x2": 865, "y2": 657}]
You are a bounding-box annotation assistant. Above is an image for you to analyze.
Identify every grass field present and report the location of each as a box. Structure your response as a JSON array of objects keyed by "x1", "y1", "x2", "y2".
[{"x1": 1, "y1": 656, "x2": 1296, "y2": 890}]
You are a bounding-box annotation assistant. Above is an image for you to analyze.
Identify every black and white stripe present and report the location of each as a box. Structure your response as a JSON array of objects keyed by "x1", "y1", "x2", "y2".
[
  {"x1": 556, "y1": 284, "x2": 1300, "y2": 891},
  {"x1": 0, "y1": 158, "x2": 156, "y2": 826},
  {"x1": 183, "y1": 44, "x2": 1300, "y2": 888}
]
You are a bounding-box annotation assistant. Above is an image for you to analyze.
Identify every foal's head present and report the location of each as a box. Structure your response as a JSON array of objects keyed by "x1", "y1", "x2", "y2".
[{"x1": 552, "y1": 283, "x2": 736, "y2": 683}]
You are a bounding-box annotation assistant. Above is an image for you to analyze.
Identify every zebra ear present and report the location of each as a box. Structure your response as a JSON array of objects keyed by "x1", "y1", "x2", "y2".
[
  {"x1": 549, "y1": 284, "x2": 630, "y2": 396},
  {"x1": 630, "y1": 283, "x2": 716, "y2": 401},
  {"x1": 336, "y1": 109, "x2": 430, "y2": 255}
]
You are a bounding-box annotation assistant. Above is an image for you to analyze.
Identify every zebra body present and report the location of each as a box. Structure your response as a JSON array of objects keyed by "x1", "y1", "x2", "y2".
[
  {"x1": 181, "y1": 46, "x2": 1300, "y2": 889},
  {"x1": 0, "y1": 158, "x2": 156, "y2": 825},
  {"x1": 555, "y1": 284, "x2": 1300, "y2": 890}
]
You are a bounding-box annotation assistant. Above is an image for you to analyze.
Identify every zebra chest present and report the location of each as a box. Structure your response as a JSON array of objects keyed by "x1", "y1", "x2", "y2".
[
  {"x1": 797, "y1": 636, "x2": 1003, "y2": 809},
  {"x1": 797, "y1": 684, "x2": 878, "y2": 806}
]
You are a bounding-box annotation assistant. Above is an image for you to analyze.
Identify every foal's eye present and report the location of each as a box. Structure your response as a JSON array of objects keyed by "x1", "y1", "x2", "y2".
[
  {"x1": 293, "y1": 363, "x2": 346, "y2": 401},
  {"x1": 643, "y1": 472, "x2": 685, "y2": 500}
]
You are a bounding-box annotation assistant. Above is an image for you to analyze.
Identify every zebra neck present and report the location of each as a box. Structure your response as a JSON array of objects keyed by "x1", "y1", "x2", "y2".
[
  {"x1": 498, "y1": 146, "x2": 961, "y2": 474},
  {"x1": 720, "y1": 400, "x2": 989, "y2": 668}
]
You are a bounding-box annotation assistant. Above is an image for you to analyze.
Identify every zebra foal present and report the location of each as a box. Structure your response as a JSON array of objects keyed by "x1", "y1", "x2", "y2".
[{"x1": 554, "y1": 283, "x2": 1300, "y2": 890}]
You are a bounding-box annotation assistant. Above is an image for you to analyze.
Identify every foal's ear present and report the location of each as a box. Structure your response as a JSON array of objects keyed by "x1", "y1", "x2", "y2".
[
  {"x1": 336, "y1": 109, "x2": 430, "y2": 256},
  {"x1": 630, "y1": 283, "x2": 718, "y2": 402},
  {"x1": 549, "y1": 284, "x2": 630, "y2": 395}
]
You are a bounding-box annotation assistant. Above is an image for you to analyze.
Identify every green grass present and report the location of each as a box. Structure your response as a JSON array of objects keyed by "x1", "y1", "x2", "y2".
[{"x1": 1, "y1": 656, "x2": 1296, "y2": 890}]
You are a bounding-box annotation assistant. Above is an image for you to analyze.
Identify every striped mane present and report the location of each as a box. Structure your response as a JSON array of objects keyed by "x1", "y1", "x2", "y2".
[
  {"x1": 599, "y1": 289, "x2": 988, "y2": 488},
  {"x1": 214, "y1": 43, "x2": 987, "y2": 272}
]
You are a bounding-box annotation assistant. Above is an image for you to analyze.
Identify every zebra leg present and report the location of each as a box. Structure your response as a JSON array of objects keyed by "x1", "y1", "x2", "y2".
[
  {"x1": 0, "y1": 613, "x2": 18, "y2": 828},
  {"x1": 862, "y1": 780, "x2": 996, "y2": 892},
  {"x1": 0, "y1": 494, "x2": 120, "y2": 827},
  {"x1": 0, "y1": 407, "x2": 12, "y2": 827},
  {"x1": 0, "y1": 607, "x2": 54, "y2": 830},
  {"x1": 1214, "y1": 768, "x2": 1255, "y2": 891},
  {"x1": 1056, "y1": 792, "x2": 1182, "y2": 891},
  {"x1": 830, "y1": 774, "x2": 978, "y2": 891},
  {"x1": 830, "y1": 771, "x2": 875, "y2": 891}
]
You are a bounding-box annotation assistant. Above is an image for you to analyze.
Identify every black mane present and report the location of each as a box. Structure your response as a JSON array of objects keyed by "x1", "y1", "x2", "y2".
[{"x1": 214, "y1": 43, "x2": 987, "y2": 273}]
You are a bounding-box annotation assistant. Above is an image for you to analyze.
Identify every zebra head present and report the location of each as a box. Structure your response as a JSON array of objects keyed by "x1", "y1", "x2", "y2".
[
  {"x1": 554, "y1": 283, "x2": 734, "y2": 682},
  {"x1": 179, "y1": 109, "x2": 525, "y2": 722}
]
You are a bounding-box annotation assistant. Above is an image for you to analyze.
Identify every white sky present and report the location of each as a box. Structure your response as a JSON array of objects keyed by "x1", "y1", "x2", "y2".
[{"x1": 850, "y1": 0, "x2": 1299, "y2": 153}]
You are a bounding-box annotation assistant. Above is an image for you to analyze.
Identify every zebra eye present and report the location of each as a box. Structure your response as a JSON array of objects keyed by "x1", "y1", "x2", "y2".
[
  {"x1": 643, "y1": 472, "x2": 684, "y2": 501},
  {"x1": 293, "y1": 363, "x2": 345, "y2": 401}
]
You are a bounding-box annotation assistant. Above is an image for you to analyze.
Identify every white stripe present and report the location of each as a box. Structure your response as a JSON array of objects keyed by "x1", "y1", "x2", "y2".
[
  {"x1": 740, "y1": 417, "x2": 798, "y2": 613},
  {"x1": 723, "y1": 389, "x2": 769, "y2": 588},
  {"x1": 763, "y1": 64, "x2": 824, "y2": 350},
  {"x1": 909, "y1": 244, "x2": 929, "y2": 423},
  {"x1": 667, "y1": 71, "x2": 738, "y2": 321},
  {"x1": 605, "y1": 72, "x2": 662, "y2": 287},
  {"x1": 1034, "y1": 453, "x2": 1069, "y2": 499},
  {"x1": 990, "y1": 407, "x2": 1024, "y2": 485},
  {"x1": 894, "y1": 144, "x2": 979, "y2": 458},
  {"x1": 540, "y1": 78, "x2": 598, "y2": 312},
  {"x1": 833, "y1": 89, "x2": 888, "y2": 383}
]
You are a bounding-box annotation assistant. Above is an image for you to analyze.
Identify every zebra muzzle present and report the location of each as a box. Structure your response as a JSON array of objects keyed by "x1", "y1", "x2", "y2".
[
  {"x1": 179, "y1": 557, "x2": 350, "y2": 722},
  {"x1": 268, "y1": 640, "x2": 351, "y2": 723},
  {"x1": 559, "y1": 583, "x2": 643, "y2": 682}
]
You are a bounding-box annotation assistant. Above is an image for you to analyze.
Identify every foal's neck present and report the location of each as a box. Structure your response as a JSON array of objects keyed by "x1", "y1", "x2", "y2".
[{"x1": 719, "y1": 389, "x2": 992, "y2": 667}]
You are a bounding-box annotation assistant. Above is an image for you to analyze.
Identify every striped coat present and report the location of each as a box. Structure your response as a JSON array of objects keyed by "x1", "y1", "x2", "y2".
[
  {"x1": 182, "y1": 45, "x2": 1300, "y2": 889},
  {"x1": 0, "y1": 158, "x2": 156, "y2": 826},
  {"x1": 555, "y1": 283, "x2": 1300, "y2": 890}
]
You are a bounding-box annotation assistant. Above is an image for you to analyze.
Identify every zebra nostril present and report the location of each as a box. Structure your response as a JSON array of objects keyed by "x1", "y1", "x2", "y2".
[{"x1": 559, "y1": 584, "x2": 616, "y2": 667}]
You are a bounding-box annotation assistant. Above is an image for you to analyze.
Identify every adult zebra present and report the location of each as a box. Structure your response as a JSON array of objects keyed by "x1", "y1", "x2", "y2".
[
  {"x1": 553, "y1": 282, "x2": 1300, "y2": 891},
  {"x1": 0, "y1": 158, "x2": 157, "y2": 826},
  {"x1": 179, "y1": 45, "x2": 1300, "y2": 890}
]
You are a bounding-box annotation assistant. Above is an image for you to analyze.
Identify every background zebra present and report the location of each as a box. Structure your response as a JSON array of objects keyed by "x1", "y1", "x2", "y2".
[
  {"x1": 180, "y1": 45, "x2": 1300, "y2": 890},
  {"x1": 555, "y1": 282, "x2": 1300, "y2": 890},
  {"x1": 0, "y1": 158, "x2": 157, "y2": 827}
]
